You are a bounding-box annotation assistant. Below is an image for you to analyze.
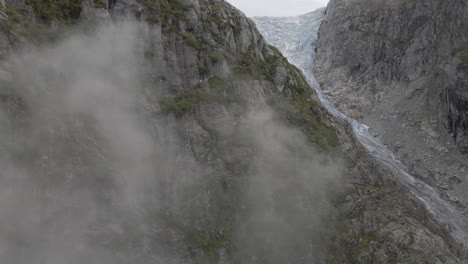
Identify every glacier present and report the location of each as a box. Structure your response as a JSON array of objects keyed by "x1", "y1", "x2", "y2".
[
  {"x1": 253, "y1": 8, "x2": 468, "y2": 247},
  {"x1": 252, "y1": 8, "x2": 325, "y2": 88}
]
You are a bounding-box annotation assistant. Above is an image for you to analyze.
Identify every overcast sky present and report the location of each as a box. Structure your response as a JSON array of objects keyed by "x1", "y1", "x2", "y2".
[{"x1": 226, "y1": 0, "x2": 329, "y2": 17}]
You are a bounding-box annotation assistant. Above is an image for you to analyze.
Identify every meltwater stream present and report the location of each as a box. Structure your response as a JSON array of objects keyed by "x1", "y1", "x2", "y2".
[{"x1": 253, "y1": 9, "x2": 468, "y2": 247}]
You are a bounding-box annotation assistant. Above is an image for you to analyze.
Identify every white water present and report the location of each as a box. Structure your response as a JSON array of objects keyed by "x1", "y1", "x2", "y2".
[{"x1": 253, "y1": 9, "x2": 468, "y2": 247}]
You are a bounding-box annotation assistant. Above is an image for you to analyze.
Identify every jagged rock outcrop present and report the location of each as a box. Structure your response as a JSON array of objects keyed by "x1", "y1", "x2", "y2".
[
  {"x1": 0, "y1": 0, "x2": 343, "y2": 262},
  {"x1": 447, "y1": 62, "x2": 468, "y2": 153},
  {"x1": 0, "y1": 0, "x2": 467, "y2": 263},
  {"x1": 314, "y1": 0, "x2": 468, "y2": 219},
  {"x1": 254, "y1": 7, "x2": 468, "y2": 263}
]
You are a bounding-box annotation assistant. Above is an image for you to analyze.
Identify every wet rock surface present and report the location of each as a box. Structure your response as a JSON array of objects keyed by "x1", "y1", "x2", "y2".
[
  {"x1": 0, "y1": 0, "x2": 467, "y2": 262},
  {"x1": 314, "y1": 0, "x2": 468, "y2": 230},
  {"x1": 255, "y1": 8, "x2": 468, "y2": 262}
]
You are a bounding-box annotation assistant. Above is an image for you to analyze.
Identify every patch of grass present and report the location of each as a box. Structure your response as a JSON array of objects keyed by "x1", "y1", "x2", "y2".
[
  {"x1": 137, "y1": 0, "x2": 189, "y2": 28},
  {"x1": 94, "y1": 0, "x2": 106, "y2": 8},
  {"x1": 207, "y1": 51, "x2": 222, "y2": 63},
  {"x1": 198, "y1": 63, "x2": 209, "y2": 76},
  {"x1": 160, "y1": 80, "x2": 242, "y2": 117},
  {"x1": 259, "y1": 52, "x2": 282, "y2": 82},
  {"x1": 270, "y1": 89, "x2": 339, "y2": 149},
  {"x1": 181, "y1": 32, "x2": 206, "y2": 51},
  {"x1": 235, "y1": 45, "x2": 284, "y2": 82},
  {"x1": 209, "y1": 29, "x2": 224, "y2": 44},
  {"x1": 136, "y1": 0, "x2": 161, "y2": 24},
  {"x1": 208, "y1": 3, "x2": 228, "y2": 31},
  {"x1": 26, "y1": 0, "x2": 82, "y2": 23},
  {"x1": 455, "y1": 42, "x2": 468, "y2": 63},
  {"x1": 356, "y1": 232, "x2": 377, "y2": 251},
  {"x1": 188, "y1": 230, "x2": 231, "y2": 263},
  {"x1": 264, "y1": 49, "x2": 339, "y2": 149},
  {"x1": 160, "y1": 88, "x2": 204, "y2": 117},
  {"x1": 234, "y1": 48, "x2": 259, "y2": 79},
  {"x1": 208, "y1": 76, "x2": 227, "y2": 91},
  {"x1": 0, "y1": 4, "x2": 52, "y2": 43},
  {"x1": 232, "y1": 45, "x2": 339, "y2": 149}
]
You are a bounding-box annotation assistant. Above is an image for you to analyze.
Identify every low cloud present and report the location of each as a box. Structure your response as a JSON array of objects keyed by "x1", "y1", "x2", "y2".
[{"x1": 0, "y1": 19, "x2": 342, "y2": 263}]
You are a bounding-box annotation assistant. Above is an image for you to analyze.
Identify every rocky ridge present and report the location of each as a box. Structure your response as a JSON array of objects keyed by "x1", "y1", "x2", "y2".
[
  {"x1": 314, "y1": 0, "x2": 468, "y2": 224},
  {"x1": 254, "y1": 7, "x2": 468, "y2": 263},
  {"x1": 0, "y1": 0, "x2": 466, "y2": 263}
]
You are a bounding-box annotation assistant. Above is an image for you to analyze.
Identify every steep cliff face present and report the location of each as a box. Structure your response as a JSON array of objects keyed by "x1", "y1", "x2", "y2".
[
  {"x1": 315, "y1": 0, "x2": 468, "y2": 120},
  {"x1": 315, "y1": 0, "x2": 468, "y2": 214},
  {"x1": 0, "y1": 0, "x2": 344, "y2": 263},
  {"x1": 0, "y1": 0, "x2": 467, "y2": 263},
  {"x1": 447, "y1": 61, "x2": 468, "y2": 153},
  {"x1": 253, "y1": 8, "x2": 468, "y2": 263}
]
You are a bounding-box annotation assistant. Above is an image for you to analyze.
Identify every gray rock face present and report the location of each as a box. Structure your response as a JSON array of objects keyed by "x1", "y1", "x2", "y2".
[
  {"x1": 254, "y1": 6, "x2": 468, "y2": 263},
  {"x1": 448, "y1": 64, "x2": 468, "y2": 153},
  {"x1": 0, "y1": 0, "x2": 467, "y2": 262},
  {"x1": 0, "y1": 0, "x2": 7, "y2": 20},
  {"x1": 79, "y1": 0, "x2": 111, "y2": 24},
  {"x1": 314, "y1": 0, "x2": 468, "y2": 233},
  {"x1": 315, "y1": 0, "x2": 468, "y2": 129},
  {"x1": 0, "y1": 0, "x2": 345, "y2": 262}
]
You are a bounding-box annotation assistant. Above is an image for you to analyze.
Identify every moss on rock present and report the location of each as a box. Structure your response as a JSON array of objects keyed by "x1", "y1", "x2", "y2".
[
  {"x1": 0, "y1": 4, "x2": 52, "y2": 43},
  {"x1": 160, "y1": 78, "x2": 243, "y2": 117},
  {"x1": 26, "y1": 0, "x2": 82, "y2": 23},
  {"x1": 455, "y1": 42, "x2": 468, "y2": 63},
  {"x1": 137, "y1": 0, "x2": 189, "y2": 27}
]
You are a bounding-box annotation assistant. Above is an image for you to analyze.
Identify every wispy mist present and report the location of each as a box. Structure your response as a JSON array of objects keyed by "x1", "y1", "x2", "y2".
[
  {"x1": 231, "y1": 110, "x2": 342, "y2": 263},
  {"x1": 0, "y1": 21, "x2": 183, "y2": 263},
  {"x1": 0, "y1": 19, "x2": 342, "y2": 263}
]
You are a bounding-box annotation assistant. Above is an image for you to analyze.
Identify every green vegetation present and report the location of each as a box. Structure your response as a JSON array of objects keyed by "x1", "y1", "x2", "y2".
[
  {"x1": 233, "y1": 45, "x2": 339, "y2": 149},
  {"x1": 208, "y1": 3, "x2": 228, "y2": 31},
  {"x1": 181, "y1": 32, "x2": 206, "y2": 51},
  {"x1": 259, "y1": 51, "x2": 282, "y2": 81},
  {"x1": 198, "y1": 63, "x2": 209, "y2": 76},
  {"x1": 288, "y1": 93, "x2": 339, "y2": 149},
  {"x1": 207, "y1": 51, "x2": 222, "y2": 63},
  {"x1": 203, "y1": 3, "x2": 242, "y2": 42},
  {"x1": 261, "y1": 47, "x2": 339, "y2": 149},
  {"x1": 26, "y1": 0, "x2": 82, "y2": 23},
  {"x1": 0, "y1": 4, "x2": 52, "y2": 43},
  {"x1": 269, "y1": 90, "x2": 339, "y2": 149},
  {"x1": 234, "y1": 47, "x2": 260, "y2": 79},
  {"x1": 209, "y1": 29, "x2": 224, "y2": 44},
  {"x1": 155, "y1": 180, "x2": 234, "y2": 263},
  {"x1": 157, "y1": 214, "x2": 231, "y2": 263},
  {"x1": 189, "y1": 230, "x2": 231, "y2": 263},
  {"x1": 94, "y1": 0, "x2": 106, "y2": 9},
  {"x1": 137, "y1": 0, "x2": 189, "y2": 27},
  {"x1": 136, "y1": 0, "x2": 160, "y2": 24},
  {"x1": 455, "y1": 42, "x2": 468, "y2": 63},
  {"x1": 160, "y1": 77, "x2": 242, "y2": 117},
  {"x1": 160, "y1": 88, "x2": 205, "y2": 117},
  {"x1": 208, "y1": 76, "x2": 227, "y2": 91},
  {"x1": 140, "y1": 0, "x2": 337, "y2": 148},
  {"x1": 324, "y1": 183, "x2": 425, "y2": 264},
  {"x1": 234, "y1": 46, "x2": 278, "y2": 81},
  {"x1": 235, "y1": 46, "x2": 284, "y2": 81}
]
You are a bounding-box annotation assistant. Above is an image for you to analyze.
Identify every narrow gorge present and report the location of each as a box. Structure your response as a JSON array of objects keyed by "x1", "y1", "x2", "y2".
[{"x1": 0, "y1": 0, "x2": 466, "y2": 263}]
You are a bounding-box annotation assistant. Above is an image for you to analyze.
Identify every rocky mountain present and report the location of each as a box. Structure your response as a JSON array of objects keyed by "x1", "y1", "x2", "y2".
[
  {"x1": 0, "y1": 0, "x2": 344, "y2": 263},
  {"x1": 0, "y1": 0, "x2": 467, "y2": 263},
  {"x1": 254, "y1": 7, "x2": 468, "y2": 263},
  {"x1": 314, "y1": 0, "x2": 468, "y2": 208}
]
